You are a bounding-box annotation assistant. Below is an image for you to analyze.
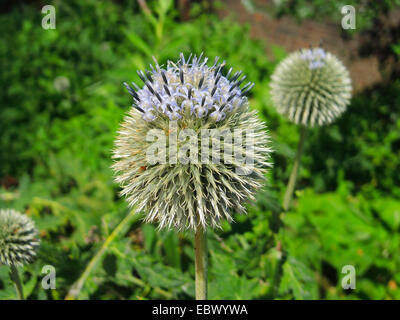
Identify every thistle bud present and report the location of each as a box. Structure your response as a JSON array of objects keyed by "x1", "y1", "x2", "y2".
[
  {"x1": 0, "y1": 209, "x2": 40, "y2": 267},
  {"x1": 270, "y1": 47, "x2": 352, "y2": 127}
]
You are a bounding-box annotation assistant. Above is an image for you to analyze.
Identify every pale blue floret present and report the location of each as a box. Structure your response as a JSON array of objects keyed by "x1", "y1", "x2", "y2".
[
  {"x1": 210, "y1": 109, "x2": 226, "y2": 122},
  {"x1": 143, "y1": 109, "x2": 156, "y2": 121},
  {"x1": 309, "y1": 60, "x2": 325, "y2": 70},
  {"x1": 193, "y1": 104, "x2": 207, "y2": 118},
  {"x1": 300, "y1": 47, "x2": 327, "y2": 70}
]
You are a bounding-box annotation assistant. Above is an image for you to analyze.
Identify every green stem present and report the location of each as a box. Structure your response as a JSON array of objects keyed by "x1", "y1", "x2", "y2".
[
  {"x1": 65, "y1": 209, "x2": 140, "y2": 300},
  {"x1": 283, "y1": 126, "x2": 306, "y2": 211},
  {"x1": 195, "y1": 228, "x2": 208, "y2": 300},
  {"x1": 10, "y1": 265, "x2": 24, "y2": 300}
]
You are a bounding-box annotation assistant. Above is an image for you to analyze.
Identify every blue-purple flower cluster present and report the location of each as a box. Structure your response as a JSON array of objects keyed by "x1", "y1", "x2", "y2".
[
  {"x1": 300, "y1": 47, "x2": 327, "y2": 70},
  {"x1": 124, "y1": 53, "x2": 254, "y2": 122}
]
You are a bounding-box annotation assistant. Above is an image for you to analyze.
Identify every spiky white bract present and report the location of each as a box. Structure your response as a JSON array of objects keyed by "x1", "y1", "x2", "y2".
[
  {"x1": 112, "y1": 53, "x2": 272, "y2": 231},
  {"x1": 270, "y1": 48, "x2": 352, "y2": 127},
  {"x1": 0, "y1": 209, "x2": 40, "y2": 267}
]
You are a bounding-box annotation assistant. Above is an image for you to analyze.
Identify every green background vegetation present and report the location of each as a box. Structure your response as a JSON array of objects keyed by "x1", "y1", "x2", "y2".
[{"x1": 0, "y1": 0, "x2": 399, "y2": 300}]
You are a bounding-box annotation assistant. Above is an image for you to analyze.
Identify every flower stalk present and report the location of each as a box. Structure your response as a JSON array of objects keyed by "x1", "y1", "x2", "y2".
[
  {"x1": 195, "y1": 227, "x2": 207, "y2": 300},
  {"x1": 10, "y1": 265, "x2": 24, "y2": 300},
  {"x1": 283, "y1": 126, "x2": 306, "y2": 211}
]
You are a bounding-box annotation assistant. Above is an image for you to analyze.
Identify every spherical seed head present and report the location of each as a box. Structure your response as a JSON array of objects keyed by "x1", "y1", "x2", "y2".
[
  {"x1": 270, "y1": 48, "x2": 352, "y2": 127},
  {"x1": 113, "y1": 53, "x2": 272, "y2": 231},
  {"x1": 0, "y1": 209, "x2": 40, "y2": 267}
]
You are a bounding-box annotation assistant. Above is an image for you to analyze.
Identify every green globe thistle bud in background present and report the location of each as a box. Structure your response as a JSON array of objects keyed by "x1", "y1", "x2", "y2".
[
  {"x1": 270, "y1": 47, "x2": 352, "y2": 127},
  {"x1": 112, "y1": 53, "x2": 272, "y2": 231},
  {"x1": 0, "y1": 209, "x2": 40, "y2": 267},
  {"x1": 270, "y1": 46, "x2": 353, "y2": 211}
]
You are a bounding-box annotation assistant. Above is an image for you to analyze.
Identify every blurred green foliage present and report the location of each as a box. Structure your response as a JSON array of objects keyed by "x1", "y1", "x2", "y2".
[
  {"x1": 242, "y1": 0, "x2": 400, "y2": 33},
  {"x1": 0, "y1": 0, "x2": 399, "y2": 300}
]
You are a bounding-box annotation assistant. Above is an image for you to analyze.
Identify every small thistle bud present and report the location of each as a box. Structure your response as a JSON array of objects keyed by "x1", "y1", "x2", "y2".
[
  {"x1": 270, "y1": 47, "x2": 352, "y2": 127},
  {"x1": 112, "y1": 53, "x2": 272, "y2": 231},
  {"x1": 0, "y1": 209, "x2": 40, "y2": 267}
]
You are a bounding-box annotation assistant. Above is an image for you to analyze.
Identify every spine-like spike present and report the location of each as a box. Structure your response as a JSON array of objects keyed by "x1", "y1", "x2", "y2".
[
  {"x1": 161, "y1": 71, "x2": 168, "y2": 85},
  {"x1": 164, "y1": 84, "x2": 171, "y2": 96},
  {"x1": 229, "y1": 82, "x2": 237, "y2": 93},
  {"x1": 133, "y1": 104, "x2": 144, "y2": 113},
  {"x1": 145, "y1": 70, "x2": 153, "y2": 83},
  {"x1": 198, "y1": 76, "x2": 204, "y2": 89},
  {"x1": 236, "y1": 75, "x2": 247, "y2": 87},
  {"x1": 154, "y1": 91, "x2": 163, "y2": 103},
  {"x1": 226, "y1": 67, "x2": 233, "y2": 79},
  {"x1": 241, "y1": 82, "x2": 252, "y2": 91},
  {"x1": 212, "y1": 56, "x2": 219, "y2": 68},
  {"x1": 131, "y1": 82, "x2": 140, "y2": 91},
  {"x1": 227, "y1": 93, "x2": 236, "y2": 102},
  {"x1": 241, "y1": 83, "x2": 255, "y2": 96},
  {"x1": 123, "y1": 82, "x2": 140, "y2": 101},
  {"x1": 231, "y1": 71, "x2": 243, "y2": 82},
  {"x1": 137, "y1": 70, "x2": 147, "y2": 83},
  {"x1": 187, "y1": 53, "x2": 193, "y2": 65},
  {"x1": 145, "y1": 82, "x2": 155, "y2": 95},
  {"x1": 214, "y1": 74, "x2": 221, "y2": 86},
  {"x1": 180, "y1": 52, "x2": 185, "y2": 65},
  {"x1": 211, "y1": 86, "x2": 217, "y2": 97}
]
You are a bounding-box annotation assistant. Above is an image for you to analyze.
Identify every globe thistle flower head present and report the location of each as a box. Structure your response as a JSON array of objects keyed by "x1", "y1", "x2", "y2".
[
  {"x1": 0, "y1": 209, "x2": 40, "y2": 267},
  {"x1": 113, "y1": 53, "x2": 272, "y2": 231},
  {"x1": 270, "y1": 46, "x2": 352, "y2": 127}
]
